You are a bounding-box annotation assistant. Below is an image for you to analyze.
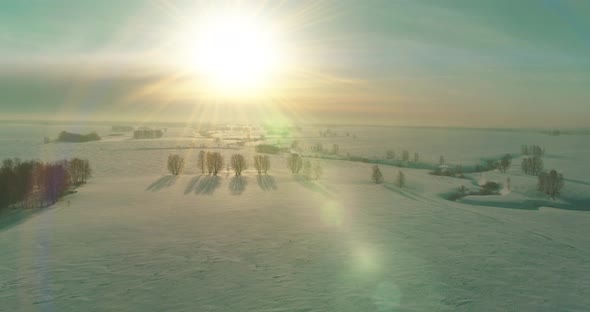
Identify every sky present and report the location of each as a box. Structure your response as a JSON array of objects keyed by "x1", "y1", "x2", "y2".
[{"x1": 1, "y1": 0, "x2": 589, "y2": 127}]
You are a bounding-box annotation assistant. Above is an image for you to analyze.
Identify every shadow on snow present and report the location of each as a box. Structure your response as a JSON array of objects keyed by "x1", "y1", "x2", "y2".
[
  {"x1": 194, "y1": 175, "x2": 221, "y2": 195},
  {"x1": 146, "y1": 175, "x2": 178, "y2": 192},
  {"x1": 229, "y1": 176, "x2": 248, "y2": 195},
  {"x1": 256, "y1": 175, "x2": 277, "y2": 191}
]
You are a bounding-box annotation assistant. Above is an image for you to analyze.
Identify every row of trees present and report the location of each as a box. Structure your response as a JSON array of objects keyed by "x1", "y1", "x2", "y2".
[
  {"x1": 167, "y1": 152, "x2": 272, "y2": 176},
  {"x1": 372, "y1": 165, "x2": 406, "y2": 187},
  {"x1": 0, "y1": 158, "x2": 91, "y2": 210}
]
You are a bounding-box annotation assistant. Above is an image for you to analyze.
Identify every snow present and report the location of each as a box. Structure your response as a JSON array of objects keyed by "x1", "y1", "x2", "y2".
[{"x1": 1, "y1": 122, "x2": 590, "y2": 311}]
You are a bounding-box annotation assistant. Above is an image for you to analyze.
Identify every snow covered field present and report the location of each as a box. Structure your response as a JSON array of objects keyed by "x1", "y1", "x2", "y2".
[{"x1": 1, "y1": 122, "x2": 590, "y2": 311}]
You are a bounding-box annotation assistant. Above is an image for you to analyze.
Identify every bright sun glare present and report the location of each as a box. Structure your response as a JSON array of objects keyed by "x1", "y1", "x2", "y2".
[{"x1": 187, "y1": 13, "x2": 282, "y2": 93}]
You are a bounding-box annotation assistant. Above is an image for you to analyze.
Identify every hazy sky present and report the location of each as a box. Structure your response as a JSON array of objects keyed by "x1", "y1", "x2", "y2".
[{"x1": 1, "y1": 0, "x2": 589, "y2": 127}]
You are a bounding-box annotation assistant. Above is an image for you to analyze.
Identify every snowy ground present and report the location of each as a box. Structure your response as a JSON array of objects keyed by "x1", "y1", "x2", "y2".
[{"x1": 1, "y1": 122, "x2": 590, "y2": 311}]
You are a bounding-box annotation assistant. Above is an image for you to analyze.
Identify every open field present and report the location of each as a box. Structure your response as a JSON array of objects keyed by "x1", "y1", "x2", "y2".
[{"x1": 1, "y1": 122, "x2": 590, "y2": 311}]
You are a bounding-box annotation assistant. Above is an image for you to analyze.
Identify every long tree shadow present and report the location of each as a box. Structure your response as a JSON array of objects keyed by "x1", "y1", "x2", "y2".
[
  {"x1": 184, "y1": 175, "x2": 202, "y2": 195},
  {"x1": 146, "y1": 175, "x2": 178, "y2": 192},
  {"x1": 195, "y1": 175, "x2": 221, "y2": 195},
  {"x1": 229, "y1": 176, "x2": 248, "y2": 195},
  {"x1": 294, "y1": 175, "x2": 332, "y2": 198},
  {"x1": 256, "y1": 175, "x2": 277, "y2": 191}
]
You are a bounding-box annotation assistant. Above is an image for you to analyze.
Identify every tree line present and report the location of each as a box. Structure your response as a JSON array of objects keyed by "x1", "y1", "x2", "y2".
[
  {"x1": 385, "y1": 149, "x2": 419, "y2": 163},
  {"x1": 0, "y1": 157, "x2": 91, "y2": 211},
  {"x1": 167, "y1": 151, "x2": 271, "y2": 176},
  {"x1": 521, "y1": 145, "x2": 545, "y2": 156}
]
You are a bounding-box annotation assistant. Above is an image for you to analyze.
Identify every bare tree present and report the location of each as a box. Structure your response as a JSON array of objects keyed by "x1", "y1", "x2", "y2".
[
  {"x1": 167, "y1": 154, "x2": 184, "y2": 175},
  {"x1": 414, "y1": 152, "x2": 419, "y2": 162},
  {"x1": 262, "y1": 155, "x2": 271, "y2": 174},
  {"x1": 523, "y1": 156, "x2": 544, "y2": 176},
  {"x1": 372, "y1": 165, "x2": 383, "y2": 184},
  {"x1": 208, "y1": 152, "x2": 224, "y2": 176},
  {"x1": 396, "y1": 170, "x2": 406, "y2": 188},
  {"x1": 206, "y1": 152, "x2": 214, "y2": 175},
  {"x1": 312, "y1": 161, "x2": 323, "y2": 180},
  {"x1": 231, "y1": 154, "x2": 247, "y2": 176},
  {"x1": 197, "y1": 150, "x2": 206, "y2": 174},
  {"x1": 302, "y1": 159, "x2": 312, "y2": 180},
  {"x1": 402, "y1": 150, "x2": 409, "y2": 162},
  {"x1": 439, "y1": 155, "x2": 445, "y2": 166},
  {"x1": 253, "y1": 155, "x2": 263, "y2": 174},
  {"x1": 287, "y1": 153, "x2": 303, "y2": 174}
]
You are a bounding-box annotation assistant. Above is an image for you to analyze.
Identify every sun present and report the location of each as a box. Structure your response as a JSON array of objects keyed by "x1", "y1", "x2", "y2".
[{"x1": 186, "y1": 13, "x2": 282, "y2": 93}]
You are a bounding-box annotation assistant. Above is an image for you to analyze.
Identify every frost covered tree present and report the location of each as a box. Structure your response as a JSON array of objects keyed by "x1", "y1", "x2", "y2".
[
  {"x1": 287, "y1": 153, "x2": 303, "y2": 174},
  {"x1": 231, "y1": 154, "x2": 247, "y2": 176},
  {"x1": 372, "y1": 165, "x2": 383, "y2": 184},
  {"x1": 167, "y1": 154, "x2": 184, "y2": 175},
  {"x1": 197, "y1": 150, "x2": 206, "y2": 174},
  {"x1": 396, "y1": 171, "x2": 406, "y2": 188}
]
